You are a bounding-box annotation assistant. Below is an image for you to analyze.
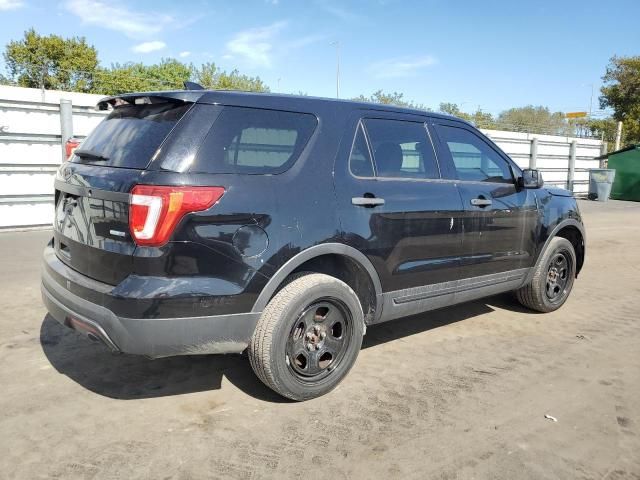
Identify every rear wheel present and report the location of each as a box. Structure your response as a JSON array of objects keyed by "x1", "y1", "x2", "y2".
[
  {"x1": 249, "y1": 273, "x2": 364, "y2": 401},
  {"x1": 516, "y1": 237, "x2": 576, "y2": 313}
]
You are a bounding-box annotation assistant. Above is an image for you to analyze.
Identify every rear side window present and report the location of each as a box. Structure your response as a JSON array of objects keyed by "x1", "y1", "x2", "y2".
[
  {"x1": 190, "y1": 107, "x2": 317, "y2": 174},
  {"x1": 72, "y1": 102, "x2": 191, "y2": 169},
  {"x1": 349, "y1": 123, "x2": 375, "y2": 177},
  {"x1": 435, "y1": 125, "x2": 513, "y2": 183},
  {"x1": 362, "y1": 119, "x2": 440, "y2": 179}
]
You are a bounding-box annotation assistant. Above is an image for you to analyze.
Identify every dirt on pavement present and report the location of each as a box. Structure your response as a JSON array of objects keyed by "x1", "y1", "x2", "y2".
[{"x1": 0, "y1": 199, "x2": 639, "y2": 479}]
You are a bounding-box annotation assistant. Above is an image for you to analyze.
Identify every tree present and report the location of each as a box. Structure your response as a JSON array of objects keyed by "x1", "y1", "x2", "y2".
[
  {"x1": 92, "y1": 59, "x2": 192, "y2": 95},
  {"x1": 585, "y1": 118, "x2": 618, "y2": 144},
  {"x1": 600, "y1": 55, "x2": 640, "y2": 145},
  {"x1": 93, "y1": 60, "x2": 270, "y2": 95},
  {"x1": 2, "y1": 30, "x2": 271, "y2": 95},
  {"x1": 438, "y1": 103, "x2": 496, "y2": 128},
  {"x1": 191, "y1": 62, "x2": 269, "y2": 92},
  {"x1": 3, "y1": 28, "x2": 98, "y2": 92},
  {"x1": 494, "y1": 105, "x2": 568, "y2": 135},
  {"x1": 354, "y1": 90, "x2": 429, "y2": 110}
]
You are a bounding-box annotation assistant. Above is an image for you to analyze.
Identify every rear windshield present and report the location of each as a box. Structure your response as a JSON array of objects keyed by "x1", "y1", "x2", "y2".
[
  {"x1": 72, "y1": 102, "x2": 191, "y2": 169},
  {"x1": 188, "y1": 107, "x2": 317, "y2": 174}
]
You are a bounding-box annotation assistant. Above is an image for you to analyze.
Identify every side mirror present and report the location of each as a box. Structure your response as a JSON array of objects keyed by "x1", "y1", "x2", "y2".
[{"x1": 520, "y1": 168, "x2": 544, "y2": 189}]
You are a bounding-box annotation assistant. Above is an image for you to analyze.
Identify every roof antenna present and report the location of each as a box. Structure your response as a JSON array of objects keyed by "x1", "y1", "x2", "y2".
[{"x1": 184, "y1": 81, "x2": 204, "y2": 91}]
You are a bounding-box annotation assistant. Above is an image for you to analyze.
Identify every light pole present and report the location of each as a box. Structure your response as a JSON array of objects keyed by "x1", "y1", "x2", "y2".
[
  {"x1": 330, "y1": 41, "x2": 340, "y2": 99},
  {"x1": 582, "y1": 83, "x2": 595, "y2": 116}
]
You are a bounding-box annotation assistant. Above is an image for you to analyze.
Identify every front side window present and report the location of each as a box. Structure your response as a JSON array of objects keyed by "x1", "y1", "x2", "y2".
[
  {"x1": 363, "y1": 119, "x2": 439, "y2": 179},
  {"x1": 191, "y1": 107, "x2": 317, "y2": 174},
  {"x1": 435, "y1": 125, "x2": 513, "y2": 183}
]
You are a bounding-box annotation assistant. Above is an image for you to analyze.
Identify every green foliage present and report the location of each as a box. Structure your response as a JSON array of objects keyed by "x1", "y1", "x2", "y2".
[
  {"x1": 584, "y1": 118, "x2": 618, "y2": 144},
  {"x1": 439, "y1": 102, "x2": 465, "y2": 118},
  {"x1": 92, "y1": 60, "x2": 270, "y2": 95},
  {"x1": 438, "y1": 103, "x2": 496, "y2": 128},
  {"x1": 2, "y1": 30, "x2": 269, "y2": 96},
  {"x1": 600, "y1": 55, "x2": 640, "y2": 145},
  {"x1": 494, "y1": 105, "x2": 568, "y2": 134},
  {"x1": 191, "y1": 62, "x2": 269, "y2": 92},
  {"x1": 353, "y1": 90, "x2": 429, "y2": 111},
  {"x1": 3, "y1": 28, "x2": 98, "y2": 92},
  {"x1": 92, "y1": 59, "x2": 192, "y2": 95}
]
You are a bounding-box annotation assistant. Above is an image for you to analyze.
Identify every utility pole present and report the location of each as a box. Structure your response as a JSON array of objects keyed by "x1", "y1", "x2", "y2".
[
  {"x1": 277, "y1": 77, "x2": 281, "y2": 92},
  {"x1": 615, "y1": 121, "x2": 623, "y2": 151},
  {"x1": 330, "y1": 41, "x2": 340, "y2": 99}
]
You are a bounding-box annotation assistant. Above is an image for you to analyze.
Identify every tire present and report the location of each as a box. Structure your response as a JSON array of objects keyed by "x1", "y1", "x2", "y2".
[
  {"x1": 516, "y1": 237, "x2": 576, "y2": 313},
  {"x1": 248, "y1": 273, "x2": 364, "y2": 401}
]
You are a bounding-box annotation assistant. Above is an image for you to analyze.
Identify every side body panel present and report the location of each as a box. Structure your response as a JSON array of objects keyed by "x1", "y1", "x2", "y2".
[
  {"x1": 332, "y1": 111, "x2": 467, "y2": 321},
  {"x1": 429, "y1": 119, "x2": 539, "y2": 278}
]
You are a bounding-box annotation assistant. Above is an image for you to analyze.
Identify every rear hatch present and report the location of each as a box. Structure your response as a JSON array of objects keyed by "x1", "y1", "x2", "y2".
[{"x1": 53, "y1": 96, "x2": 195, "y2": 285}]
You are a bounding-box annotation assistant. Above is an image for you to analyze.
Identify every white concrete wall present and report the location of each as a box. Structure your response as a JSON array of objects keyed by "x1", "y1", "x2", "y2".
[
  {"x1": 0, "y1": 86, "x2": 107, "y2": 229},
  {"x1": 0, "y1": 85, "x2": 605, "y2": 229},
  {"x1": 481, "y1": 129, "x2": 603, "y2": 194}
]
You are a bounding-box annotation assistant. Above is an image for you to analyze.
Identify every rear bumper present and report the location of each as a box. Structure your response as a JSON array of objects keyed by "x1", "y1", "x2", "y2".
[{"x1": 41, "y1": 245, "x2": 261, "y2": 358}]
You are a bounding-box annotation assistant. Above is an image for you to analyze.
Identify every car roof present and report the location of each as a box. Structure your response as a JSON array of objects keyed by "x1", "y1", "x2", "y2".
[{"x1": 98, "y1": 89, "x2": 467, "y2": 124}]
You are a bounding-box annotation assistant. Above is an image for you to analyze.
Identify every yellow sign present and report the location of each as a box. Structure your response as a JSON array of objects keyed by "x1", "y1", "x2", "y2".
[{"x1": 565, "y1": 111, "x2": 588, "y2": 119}]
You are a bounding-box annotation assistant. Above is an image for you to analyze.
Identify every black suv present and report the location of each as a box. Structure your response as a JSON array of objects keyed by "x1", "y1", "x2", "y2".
[{"x1": 42, "y1": 90, "x2": 585, "y2": 400}]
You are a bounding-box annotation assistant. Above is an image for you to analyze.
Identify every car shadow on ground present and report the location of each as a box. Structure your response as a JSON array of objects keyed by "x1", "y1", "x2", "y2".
[{"x1": 40, "y1": 293, "x2": 536, "y2": 403}]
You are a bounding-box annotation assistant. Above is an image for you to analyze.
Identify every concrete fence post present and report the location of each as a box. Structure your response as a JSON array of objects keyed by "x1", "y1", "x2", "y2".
[
  {"x1": 529, "y1": 137, "x2": 538, "y2": 169},
  {"x1": 600, "y1": 142, "x2": 608, "y2": 168},
  {"x1": 567, "y1": 140, "x2": 577, "y2": 192},
  {"x1": 59, "y1": 99, "x2": 73, "y2": 163}
]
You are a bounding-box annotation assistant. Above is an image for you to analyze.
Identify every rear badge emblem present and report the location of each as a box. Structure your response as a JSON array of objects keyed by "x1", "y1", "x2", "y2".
[
  {"x1": 62, "y1": 166, "x2": 72, "y2": 180},
  {"x1": 109, "y1": 229, "x2": 126, "y2": 238}
]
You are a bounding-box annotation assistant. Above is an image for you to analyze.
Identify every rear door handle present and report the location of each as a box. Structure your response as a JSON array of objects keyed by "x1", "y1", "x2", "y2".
[
  {"x1": 352, "y1": 197, "x2": 385, "y2": 207},
  {"x1": 470, "y1": 197, "x2": 492, "y2": 207}
]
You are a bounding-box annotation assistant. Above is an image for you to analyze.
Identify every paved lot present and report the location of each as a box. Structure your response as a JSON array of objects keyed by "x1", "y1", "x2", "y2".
[{"x1": 1, "y1": 199, "x2": 639, "y2": 479}]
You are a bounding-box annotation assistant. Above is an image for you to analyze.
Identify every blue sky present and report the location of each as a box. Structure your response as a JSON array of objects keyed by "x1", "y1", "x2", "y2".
[{"x1": 0, "y1": 0, "x2": 638, "y2": 115}]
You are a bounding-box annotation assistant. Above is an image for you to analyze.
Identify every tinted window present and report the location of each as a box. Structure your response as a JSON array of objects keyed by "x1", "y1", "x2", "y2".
[
  {"x1": 363, "y1": 119, "x2": 439, "y2": 179},
  {"x1": 191, "y1": 107, "x2": 317, "y2": 174},
  {"x1": 72, "y1": 102, "x2": 191, "y2": 169},
  {"x1": 435, "y1": 125, "x2": 513, "y2": 183},
  {"x1": 349, "y1": 123, "x2": 375, "y2": 177}
]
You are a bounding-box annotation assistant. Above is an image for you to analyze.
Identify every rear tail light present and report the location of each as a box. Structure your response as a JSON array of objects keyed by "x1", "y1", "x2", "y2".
[
  {"x1": 65, "y1": 137, "x2": 81, "y2": 160},
  {"x1": 129, "y1": 185, "x2": 225, "y2": 247}
]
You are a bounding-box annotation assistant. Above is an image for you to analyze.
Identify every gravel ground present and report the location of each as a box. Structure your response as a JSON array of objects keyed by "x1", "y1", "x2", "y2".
[{"x1": 0, "y1": 199, "x2": 639, "y2": 480}]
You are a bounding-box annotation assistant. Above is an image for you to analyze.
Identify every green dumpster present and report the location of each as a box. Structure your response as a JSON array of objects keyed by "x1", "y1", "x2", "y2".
[{"x1": 598, "y1": 145, "x2": 640, "y2": 202}]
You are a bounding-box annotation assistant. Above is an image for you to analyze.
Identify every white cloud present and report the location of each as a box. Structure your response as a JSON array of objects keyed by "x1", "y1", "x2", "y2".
[
  {"x1": 132, "y1": 41, "x2": 166, "y2": 53},
  {"x1": 0, "y1": 0, "x2": 24, "y2": 10},
  {"x1": 369, "y1": 55, "x2": 437, "y2": 79},
  {"x1": 315, "y1": 1, "x2": 363, "y2": 22},
  {"x1": 179, "y1": 51, "x2": 191, "y2": 58},
  {"x1": 64, "y1": 0, "x2": 174, "y2": 38},
  {"x1": 225, "y1": 21, "x2": 288, "y2": 68},
  {"x1": 286, "y1": 34, "x2": 326, "y2": 50}
]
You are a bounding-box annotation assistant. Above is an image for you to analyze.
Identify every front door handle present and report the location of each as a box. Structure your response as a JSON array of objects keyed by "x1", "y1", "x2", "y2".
[
  {"x1": 352, "y1": 196, "x2": 385, "y2": 207},
  {"x1": 470, "y1": 197, "x2": 492, "y2": 207}
]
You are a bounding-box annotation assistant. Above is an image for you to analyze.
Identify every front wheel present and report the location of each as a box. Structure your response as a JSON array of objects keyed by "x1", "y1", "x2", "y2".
[
  {"x1": 248, "y1": 273, "x2": 364, "y2": 401},
  {"x1": 516, "y1": 237, "x2": 576, "y2": 313}
]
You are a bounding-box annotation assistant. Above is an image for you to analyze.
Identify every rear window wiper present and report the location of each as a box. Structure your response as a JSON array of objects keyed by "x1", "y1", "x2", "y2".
[{"x1": 74, "y1": 149, "x2": 110, "y2": 161}]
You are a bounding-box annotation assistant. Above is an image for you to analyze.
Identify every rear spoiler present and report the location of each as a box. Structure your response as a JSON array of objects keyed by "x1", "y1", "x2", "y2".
[{"x1": 96, "y1": 90, "x2": 207, "y2": 111}]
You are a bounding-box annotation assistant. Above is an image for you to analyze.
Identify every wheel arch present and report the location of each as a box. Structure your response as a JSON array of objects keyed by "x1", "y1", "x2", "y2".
[
  {"x1": 527, "y1": 219, "x2": 585, "y2": 284},
  {"x1": 252, "y1": 244, "x2": 383, "y2": 324}
]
